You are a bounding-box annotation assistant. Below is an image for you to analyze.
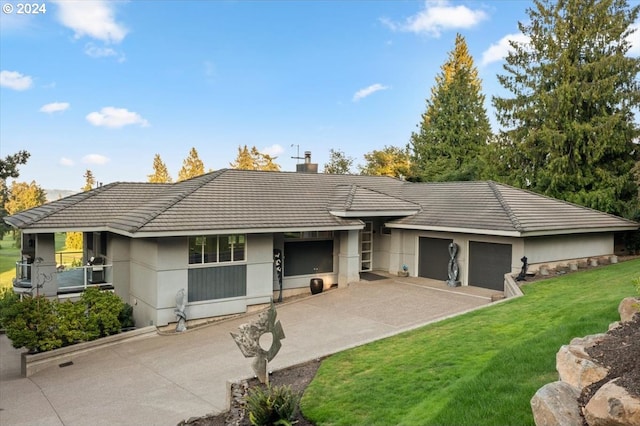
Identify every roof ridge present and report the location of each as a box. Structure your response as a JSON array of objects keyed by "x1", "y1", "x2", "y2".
[
  {"x1": 488, "y1": 181, "x2": 524, "y2": 231},
  {"x1": 344, "y1": 184, "x2": 357, "y2": 210},
  {"x1": 111, "y1": 170, "x2": 226, "y2": 232}
]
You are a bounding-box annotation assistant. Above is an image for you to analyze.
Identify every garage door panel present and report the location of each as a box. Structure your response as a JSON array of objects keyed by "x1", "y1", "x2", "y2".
[
  {"x1": 468, "y1": 241, "x2": 511, "y2": 291},
  {"x1": 418, "y1": 237, "x2": 452, "y2": 280}
]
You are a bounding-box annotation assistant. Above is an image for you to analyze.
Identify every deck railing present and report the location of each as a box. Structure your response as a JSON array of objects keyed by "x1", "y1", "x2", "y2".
[{"x1": 13, "y1": 261, "x2": 113, "y2": 294}]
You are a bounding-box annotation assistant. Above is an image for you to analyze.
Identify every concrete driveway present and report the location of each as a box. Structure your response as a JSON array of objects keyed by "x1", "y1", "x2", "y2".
[{"x1": 0, "y1": 276, "x2": 500, "y2": 426}]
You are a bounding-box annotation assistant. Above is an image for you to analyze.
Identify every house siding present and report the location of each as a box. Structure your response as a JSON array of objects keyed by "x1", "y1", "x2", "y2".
[{"x1": 523, "y1": 234, "x2": 613, "y2": 265}]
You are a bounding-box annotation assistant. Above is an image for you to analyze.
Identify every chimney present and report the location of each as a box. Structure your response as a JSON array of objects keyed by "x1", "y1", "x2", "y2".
[{"x1": 296, "y1": 151, "x2": 318, "y2": 173}]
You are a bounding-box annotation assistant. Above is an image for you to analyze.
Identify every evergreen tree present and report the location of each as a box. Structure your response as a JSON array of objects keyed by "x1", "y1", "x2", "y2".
[
  {"x1": 177, "y1": 147, "x2": 205, "y2": 181},
  {"x1": 492, "y1": 0, "x2": 640, "y2": 217},
  {"x1": 359, "y1": 145, "x2": 411, "y2": 178},
  {"x1": 323, "y1": 149, "x2": 354, "y2": 174},
  {"x1": 230, "y1": 145, "x2": 281, "y2": 171},
  {"x1": 410, "y1": 33, "x2": 492, "y2": 182},
  {"x1": 0, "y1": 150, "x2": 30, "y2": 234},
  {"x1": 82, "y1": 170, "x2": 95, "y2": 191},
  {"x1": 148, "y1": 154, "x2": 172, "y2": 183}
]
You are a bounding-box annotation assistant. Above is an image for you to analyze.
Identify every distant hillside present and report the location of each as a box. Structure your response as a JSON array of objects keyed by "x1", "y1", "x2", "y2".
[{"x1": 45, "y1": 189, "x2": 77, "y2": 202}]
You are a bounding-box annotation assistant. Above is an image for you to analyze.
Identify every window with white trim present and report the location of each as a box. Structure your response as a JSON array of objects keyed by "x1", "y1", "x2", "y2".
[{"x1": 188, "y1": 235, "x2": 246, "y2": 264}]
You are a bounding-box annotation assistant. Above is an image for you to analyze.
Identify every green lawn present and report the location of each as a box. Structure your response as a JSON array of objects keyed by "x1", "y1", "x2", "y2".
[
  {"x1": 301, "y1": 259, "x2": 640, "y2": 426},
  {"x1": 0, "y1": 233, "x2": 20, "y2": 289}
]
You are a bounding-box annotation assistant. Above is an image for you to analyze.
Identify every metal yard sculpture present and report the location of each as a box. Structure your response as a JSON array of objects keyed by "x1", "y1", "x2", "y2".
[{"x1": 231, "y1": 301, "x2": 285, "y2": 384}]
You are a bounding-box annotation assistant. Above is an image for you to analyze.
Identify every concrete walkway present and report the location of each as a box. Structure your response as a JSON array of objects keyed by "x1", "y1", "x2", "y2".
[{"x1": 0, "y1": 276, "x2": 500, "y2": 425}]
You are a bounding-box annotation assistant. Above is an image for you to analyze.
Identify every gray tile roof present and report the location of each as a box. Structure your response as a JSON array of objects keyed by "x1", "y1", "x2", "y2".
[
  {"x1": 391, "y1": 181, "x2": 638, "y2": 235},
  {"x1": 4, "y1": 170, "x2": 637, "y2": 237}
]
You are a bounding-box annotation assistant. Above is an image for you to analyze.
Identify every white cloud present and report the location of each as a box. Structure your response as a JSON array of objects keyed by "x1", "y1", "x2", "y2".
[
  {"x1": 482, "y1": 32, "x2": 530, "y2": 66},
  {"x1": 54, "y1": 0, "x2": 127, "y2": 43},
  {"x1": 352, "y1": 83, "x2": 389, "y2": 102},
  {"x1": 262, "y1": 144, "x2": 284, "y2": 158},
  {"x1": 59, "y1": 157, "x2": 75, "y2": 166},
  {"x1": 82, "y1": 154, "x2": 110, "y2": 165},
  {"x1": 627, "y1": 22, "x2": 640, "y2": 56},
  {"x1": 381, "y1": 0, "x2": 488, "y2": 38},
  {"x1": 86, "y1": 107, "x2": 150, "y2": 128},
  {"x1": 0, "y1": 70, "x2": 33, "y2": 90},
  {"x1": 40, "y1": 102, "x2": 70, "y2": 113},
  {"x1": 84, "y1": 43, "x2": 126, "y2": 62}
]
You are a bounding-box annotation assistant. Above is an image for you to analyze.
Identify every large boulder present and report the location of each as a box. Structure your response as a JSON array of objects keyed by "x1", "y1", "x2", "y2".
[
  {"x1": 530, "y1": 381, "x2": 583, "y2": 426},
  {"x1": 556, "y1": 344, "x2": 609, "y2": 389},
  {"x1": 583, "y1": 379, "x2": 640, "y2": 426},
  {"x1": 618, "y1": 297, "x2": 640, "y2": 323}
]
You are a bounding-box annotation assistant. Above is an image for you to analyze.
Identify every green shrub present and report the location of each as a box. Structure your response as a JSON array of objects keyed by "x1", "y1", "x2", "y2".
[
  {"x1": 0, "y1": 288, "x2": 20, "y2": 329},
  {"x1": 3, "y1": 289, "x2": 131, "y2": 352},
  {"x1": 4, "y1": 296, "x2": 62, "y2": 353},
  {"x1": 81, "y1": 288, "x2": 124, "y2": 339},
  {"x1": 119, "y1": 303, "x2": 135, "y2": 329},
  {"x1": 246, "y1": 384, "x2": 301, "y2": 426}
]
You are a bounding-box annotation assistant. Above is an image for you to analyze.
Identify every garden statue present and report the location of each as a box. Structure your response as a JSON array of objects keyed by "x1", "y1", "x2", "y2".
[
  {"x1": 516, "y1": 256, "x2": 529, "y2": 281},
  {"x1": 175, "y1": 288, "x2": 187, "y2": 332},
  {"x1": 231, "y1": 301, "x2": 285, "y2": 385},
  {"x1": 446, "y1": 242, "x2": 460, "y2": 287}
]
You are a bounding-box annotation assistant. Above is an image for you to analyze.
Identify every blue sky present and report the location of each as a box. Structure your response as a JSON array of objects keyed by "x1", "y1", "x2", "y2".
[{"x1": 1, "y1": 1, "x2": 639, "y2": 191}]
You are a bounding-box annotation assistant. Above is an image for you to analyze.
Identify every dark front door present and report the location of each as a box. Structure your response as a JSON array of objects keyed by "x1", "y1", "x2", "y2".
[
  {"x1": 418, "y1": 237, "x2": 453, "y2": 280},
  {"x1": 468, "y1": 241, "x2": 512, "y2": 291}
]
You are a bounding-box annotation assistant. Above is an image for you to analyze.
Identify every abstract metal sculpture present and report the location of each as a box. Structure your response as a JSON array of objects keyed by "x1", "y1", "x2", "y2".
[
  {"x1": 516, "y1": 256, "x2": 528, "y2": 281},
  {"x1": 231, "y1": 301, "x2": 285, "y2": 384},
  {"x1": 175, "y1": 288, "x2": 187, "y2": 332},
  {"x1": 446, "y1": 242, "x2": 460, "y2": 287}
]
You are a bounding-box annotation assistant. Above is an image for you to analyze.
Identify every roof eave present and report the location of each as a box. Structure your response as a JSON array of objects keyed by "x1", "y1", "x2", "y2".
[
  {"x1": 329, "y1": 209, "x2": 419, "y2": 218},
  {"x1": 520, "y1": 225, "x2": 639, "y2": 237},
  {"x1": 384, "y1": 223, "x2": 521, "y2": 237}
]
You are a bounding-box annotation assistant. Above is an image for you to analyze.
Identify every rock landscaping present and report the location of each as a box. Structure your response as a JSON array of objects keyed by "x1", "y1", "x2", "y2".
[{"x1": 531, "y1": 297, "x2": 640, "y2": 426}]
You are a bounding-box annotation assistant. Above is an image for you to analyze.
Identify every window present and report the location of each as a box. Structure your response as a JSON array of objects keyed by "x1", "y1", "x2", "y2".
[{"x1": 189, "y1": 234, "x2": 245, "y2": 264}]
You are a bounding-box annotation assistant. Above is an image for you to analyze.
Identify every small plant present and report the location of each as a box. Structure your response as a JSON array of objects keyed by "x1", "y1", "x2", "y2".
[{"x1": 245, "y1": 384, "x2": 301, "y2": 426}]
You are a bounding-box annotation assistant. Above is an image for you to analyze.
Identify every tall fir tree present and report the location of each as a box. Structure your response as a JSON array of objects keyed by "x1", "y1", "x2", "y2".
[
  {"x1": 410, "y1": 33, "x2": 492, "y2": 182},
  {"x1": 492, "y1": 0, "x2": 640, "y2": 217},
  {"x1": 177, "y1": 147, "x2": 205, "y2": 181},
  {"x1": 148, "y1": 154, "x2": 173, "y2": 183}
]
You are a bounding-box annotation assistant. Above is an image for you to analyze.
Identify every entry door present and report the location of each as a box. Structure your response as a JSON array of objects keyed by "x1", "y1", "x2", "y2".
[
  {"x1": 360, "y1": 221, "x2": 373, "y2": 271},
  {"x1": 468, "y1": 241, "x2": 512, "y2": 291}
]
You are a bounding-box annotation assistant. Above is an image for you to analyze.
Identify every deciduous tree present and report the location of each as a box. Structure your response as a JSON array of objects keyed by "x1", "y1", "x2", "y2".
[
  {"x1": 492, "y1": 0, "x2": 640, "y2": 217},
  {"x1": 323, "y1": 149, "x2": 354, "y2": 174},
  {"x1": 148, "y1": 154, "x2": 172, "y2": 183},
  {"x1": 230, "y1": 145, "x2": 281, "y2": 171},
  {"x1": 410, "y1": 33, "x2": 491, "y2": 182},
  {"x1": 178, "y1": 147, "x2": 206, "y2": 181},
  {"x1": 4, "y1": 181, "x2": 46, "y2": 216},
  {"x1": 359, "y1": 146, "x2": 411, "y2": 178}
]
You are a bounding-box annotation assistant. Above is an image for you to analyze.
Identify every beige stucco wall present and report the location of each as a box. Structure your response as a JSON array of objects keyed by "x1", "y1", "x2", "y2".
[
  {"x1": 129, "y1": 238, "x2": 160, "y2": 326},
  {"x1": 523, "y1": 233, "x2": 613, "y2": 265},
  {"x1": 129, "y1": 234, "x2": 276, "y2": 327},
  {"x1": 108, "y1": 233, "x2": 130, "y2": 301}
]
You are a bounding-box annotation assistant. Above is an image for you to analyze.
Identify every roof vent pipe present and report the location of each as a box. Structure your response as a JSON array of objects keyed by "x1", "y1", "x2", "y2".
[{"x1": 304, "y1": 151, "x2": 311, "y2": 163}]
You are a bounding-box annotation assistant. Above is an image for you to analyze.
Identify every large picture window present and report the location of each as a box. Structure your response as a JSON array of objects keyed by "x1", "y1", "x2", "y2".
[{"x1": 189, "y1": 234, "x2": 246, "y2": 264}]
